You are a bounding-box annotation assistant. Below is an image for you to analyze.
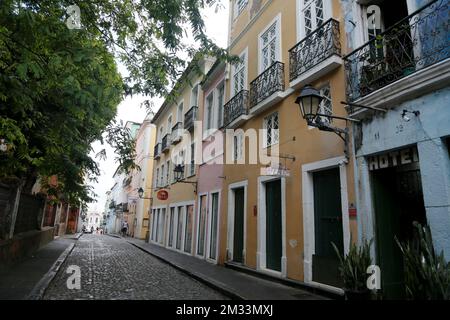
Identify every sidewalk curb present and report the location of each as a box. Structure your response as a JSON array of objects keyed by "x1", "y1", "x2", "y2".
[
  {"x1": 225, "y1": 262, "x2": 342, "y2": 300},
  {"x1": 127, "y1": 241, "x2": 245, "y2": 300},
  {"x1": 27, "y1": 243, "x2": 75, "y2": 300}
]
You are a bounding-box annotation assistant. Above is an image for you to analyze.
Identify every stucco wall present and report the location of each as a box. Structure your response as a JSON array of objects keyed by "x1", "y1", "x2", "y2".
[{"x1": 355, "y1": 87, "x2": 450, "y2": 259}]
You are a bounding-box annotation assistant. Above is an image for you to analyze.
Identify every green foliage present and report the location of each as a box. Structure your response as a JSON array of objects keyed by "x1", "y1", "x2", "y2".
[
  {"x1": 332, "y1": 239, "x2": 373, "y2": 292},
  {"x1": 1, "y1": 0, "x2": 229, "y2": 206},
  {"x1": 396, "y1": 222, "x2": 450, "y2": 300}
]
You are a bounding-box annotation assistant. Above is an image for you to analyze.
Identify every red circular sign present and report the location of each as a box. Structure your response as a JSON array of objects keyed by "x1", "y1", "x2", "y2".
[{"x1": 157, "y1": 190, "x2": 169, "y2": 200}]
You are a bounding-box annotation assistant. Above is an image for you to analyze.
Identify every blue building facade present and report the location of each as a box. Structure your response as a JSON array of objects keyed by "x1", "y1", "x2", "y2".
[{"x1": 341, "y1": 0, "x2": 450, "y2": 298}]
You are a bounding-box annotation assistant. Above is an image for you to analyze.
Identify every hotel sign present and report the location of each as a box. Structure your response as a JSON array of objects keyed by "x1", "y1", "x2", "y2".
[{"x1": 368, "y1": 146, "x2": 419, "y2": 171}]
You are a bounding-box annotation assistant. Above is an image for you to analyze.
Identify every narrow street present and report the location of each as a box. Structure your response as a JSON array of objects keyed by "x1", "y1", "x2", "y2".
[{"x1": 43, "y1": 235, "x2": 227, "y2": 300}]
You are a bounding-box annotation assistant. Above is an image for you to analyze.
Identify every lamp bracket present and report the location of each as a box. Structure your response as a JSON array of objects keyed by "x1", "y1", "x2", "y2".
[
  {"x1": 340, "y1": 101, "x2": 387, "y2": 113},
  {"x1": 316, "y1": 113, "x2": 361, "y2": 123},
  {"x1": 175, "y1": 179, "x2": 198, "y2": 194}
]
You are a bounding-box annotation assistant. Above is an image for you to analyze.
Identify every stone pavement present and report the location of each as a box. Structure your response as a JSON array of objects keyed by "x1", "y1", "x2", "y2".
[
  {"x1": 125, "y1": 237, "x2": 329, "y2": 300},
  {"x1": 43, "y1": 234, "x2": 227, "y2": 300},
  {"x1": 0, "y1": 235, "x2": 76, "y2": 300}
]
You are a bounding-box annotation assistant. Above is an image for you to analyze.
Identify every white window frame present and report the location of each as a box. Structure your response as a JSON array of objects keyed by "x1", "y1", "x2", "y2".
[
  {"x1": 262, "y1": 112, "x2": 279, "y2": 148},
  {"x1": 190, "y1": 83, "x2": 200, "y2": 107},
  {"x1": 258, "y1": 14, "x2": 282, "y2": 74},
  {"x1": 234, "y1": 0, "x2": 248, "y2": 19},
  {"x1": 205, "y1": 91, "x2": 215, "y2": 132},
  {"x1": 155, "y1": 168, "x2": 160, "y2": 188},
  {"x1": 215, "y1": 81, "x2": 225, "y2": 129},
  {"x1": 167, "y1": 114, "x2": 173, "y2": 135},
  {"x1": 160, "y1": 164, "x2": 165, "y2": 187},
  {"x1": 231, "y1": 47, "x2": 248, "y2": 97},
  {"x1": 177, "y1": 102, "x2": 184, "y2": 124},
  {"x1": 166, "y1": 160, "x2": 170, "y2": 186},
  {"x1": 296, "y1": 0, "x2": 333, "y2": 42},
  {"x1": 233, "y1": 131, "x2": 244, "y2": 161},
  {"x1": 189, "y1": 142, "x2": 195, "y2": 177}
]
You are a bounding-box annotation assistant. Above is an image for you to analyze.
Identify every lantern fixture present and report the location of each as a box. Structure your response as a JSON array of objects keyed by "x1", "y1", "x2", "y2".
[
  {"x1": 173, "y1": 164, "x2": 197, "y2": 193},
  {"x1": 137, "y1": 187, "x2": 152, "y2": 200},
  {"x1": 294, "y1": 84, "x2": 323, "y2": 123}
]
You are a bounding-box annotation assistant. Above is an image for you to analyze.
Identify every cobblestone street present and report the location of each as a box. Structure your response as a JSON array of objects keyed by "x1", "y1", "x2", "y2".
[{"x1": 43, "y1": 235, "x2": 227, "y2": 300}]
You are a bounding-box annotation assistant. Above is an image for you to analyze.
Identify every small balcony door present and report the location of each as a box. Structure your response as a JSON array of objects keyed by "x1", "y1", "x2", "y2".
[{"x1": 298, "y1": 0, "x2": 331, "y2": 40}]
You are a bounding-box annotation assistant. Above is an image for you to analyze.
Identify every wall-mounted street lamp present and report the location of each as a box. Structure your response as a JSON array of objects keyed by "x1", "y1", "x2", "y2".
[
  {"x1": 137, "y1": 187, "x2": 153, "y2": 200},
  {"x1": 294, "y1": 84, "x2": 386, "y2": 159},
  {"x1": 173, "y1": 164, "x2": 197, "y2": 194}
]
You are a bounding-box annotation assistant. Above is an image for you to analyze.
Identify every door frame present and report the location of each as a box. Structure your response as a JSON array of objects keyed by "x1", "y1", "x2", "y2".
[
  {"x1": 257, "y1": 176, "x2": 287, "y2": 277},
  {"x1": 195, "y1": 192, "x2": 209, "y2": 258},
  {"x1": 227, "y1": 180, "x2": 248, "y2": 263},
  {"x1": 150, "y1": 205, "x2": 167, "y2": 247},
  {"x1": 302, "y1": 156, "x2": 350, "y2": 293},
  {"x1": 206, "y1": 189, "x2": 222, "y2": 264},
  {"x1": 166, "y1": 200, "x2": 195, "y2": 256}
]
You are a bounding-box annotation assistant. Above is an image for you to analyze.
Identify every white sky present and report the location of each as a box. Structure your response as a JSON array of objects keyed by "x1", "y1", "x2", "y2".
[{"x1": 88, "y1": 2, "x2": 229, "y2": 212}]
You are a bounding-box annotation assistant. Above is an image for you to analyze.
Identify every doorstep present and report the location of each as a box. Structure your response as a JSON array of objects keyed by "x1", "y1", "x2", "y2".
[{"x1": 225, "y1": 261, "x2": 344, "y2": 300}]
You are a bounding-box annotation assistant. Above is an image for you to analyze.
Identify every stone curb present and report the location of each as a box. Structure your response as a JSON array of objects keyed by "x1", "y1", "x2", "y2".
[
  {"x1": 27, "y1": 243, "x2": 75, "y2": 300},
  {"x1": 127, "y1": 241, "x2": 245, "y2": 300}
]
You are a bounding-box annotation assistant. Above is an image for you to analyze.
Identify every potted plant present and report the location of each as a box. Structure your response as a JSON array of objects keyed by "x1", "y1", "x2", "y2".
[
  {"x1": 396, "y1": 222, "x2": 450, "y2": 300},
  {"x1": 332, "y1": 239, "x2": 374, "y2": 300}
]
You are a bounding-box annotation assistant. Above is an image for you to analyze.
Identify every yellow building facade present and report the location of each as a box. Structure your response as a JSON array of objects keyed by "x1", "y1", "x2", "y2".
[
  {"x1": 219, "y1": 0, "x2": 358, "y2": 292},
  {"x1": 150, "y1": 57, "x2": 216, "y2": 255}
]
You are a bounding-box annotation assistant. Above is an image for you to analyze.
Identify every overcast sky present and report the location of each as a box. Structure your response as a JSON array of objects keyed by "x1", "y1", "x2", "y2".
[{"x1": 88, "y1": 3, "x2": 229, "y2": 213}]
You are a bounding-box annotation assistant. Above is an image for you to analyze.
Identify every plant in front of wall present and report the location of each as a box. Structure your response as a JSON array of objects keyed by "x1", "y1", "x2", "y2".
[
  {"x1": 332, "y1": 239, "x2": 374, "y2": 300},
  {"x1": 396, "y1": 222, "x2": 450, "y2": 300}
]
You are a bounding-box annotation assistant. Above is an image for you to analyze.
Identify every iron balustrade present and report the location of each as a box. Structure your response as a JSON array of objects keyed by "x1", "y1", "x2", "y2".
[
  {"x1": 162, "y1": 134, "x2": 170, "y2": 152},
  {"x1": 223, "y1": 90, "x2": 250, "y2": 127},
  {"x1": 154, "y1": 143, "x2": 161, "y2": 158},
  {"x1": 184, "y1": 106, "x2": 198, "y2": 131},
  {"x1": 289, "y1": 18, "x2": 341, "y2": 82},
  {"x1": 344, "y1": 0, "x2": 449, "y2": 102},
  {"x1": 250, "y1": 61, "x2": 285, "y2": 107}
]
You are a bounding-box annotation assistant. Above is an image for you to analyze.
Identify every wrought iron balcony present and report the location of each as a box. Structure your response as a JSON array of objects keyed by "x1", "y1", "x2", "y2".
[
  {"x1": 250, "y1": 62, "x2": 285, "y2": 107},
  {"x1": 171, "y1": 122, "x2": 183, "y2": 144},
  {"x1": 154, "y1": 143, "x2": 161, "y2": 159},
  {"x1": 184, "y1": 106, "x2": 198, "y2": 131},
  {"x1": 344, "y1": 0, "x2": 449, "y2": 102},
  {"x1": 224, "y1": 90, "x2": 249, "y2": 127},
  {"x1": 161, "y1": 134, "x2": 170, "y2": 152},
  {"x1": 289, "y1": 18, "x2": 341, "y2": 82}
]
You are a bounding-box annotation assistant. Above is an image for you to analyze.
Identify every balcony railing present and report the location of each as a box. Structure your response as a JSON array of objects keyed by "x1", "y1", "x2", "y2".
[
  {"x1": 289, "y1": 18, "x2": 341, "y2": 82},
  {"x1": 224, "y1": 90, "x2": 250, "y2": 127},
  {"x1": 154, "y1": 143, "x2": 161, "y2": 159},
  {"x1": 171, "y1": 122, "x2": 182, "y2": 144},
  {"x1": 162, "y1": 134, "x2": 170, "y2": 152},
  {"x1": 344, "y1": 0, "x2": 449, "y2": 102},
  {"x1": 184, "y1": 106, "x2": 198, "y2": 131},
  {"x1": 250, "y1": 62, "x2": 285, "y2": 107}
]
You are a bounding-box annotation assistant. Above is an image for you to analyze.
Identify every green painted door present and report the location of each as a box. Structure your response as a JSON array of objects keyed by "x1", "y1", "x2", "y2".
[
  {"x1": 265, "y1": 180, "x2": 282, "y2": 271},
  {"x1": 372, "y1": 163, "x2": 426, "y2": 299},
  {"x1": 233, "y1": 187, "x2": 245, "y2": 263},
  {"x1": 312, "y1": 168, "x2": 343, "y2": 287}
]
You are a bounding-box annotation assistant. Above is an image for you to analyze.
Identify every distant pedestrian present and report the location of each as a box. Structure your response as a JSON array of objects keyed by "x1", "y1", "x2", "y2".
[{"x1": 121, "y1": 221, "x2": 128, "y2": 237}]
